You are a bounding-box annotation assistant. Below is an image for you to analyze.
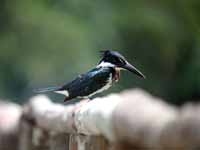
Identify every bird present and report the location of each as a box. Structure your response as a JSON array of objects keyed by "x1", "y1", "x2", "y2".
[{"x1": 35, "y1": 50, "x2": 145, "y2": 102}]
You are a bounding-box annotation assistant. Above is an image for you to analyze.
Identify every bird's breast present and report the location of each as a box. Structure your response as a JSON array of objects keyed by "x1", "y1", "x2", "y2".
[{"x1": 84, "y1": 73, "x2": 113, "y2": 98}]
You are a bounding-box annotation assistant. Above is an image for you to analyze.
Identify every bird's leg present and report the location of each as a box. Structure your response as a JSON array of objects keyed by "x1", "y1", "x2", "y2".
[
  {"x1": 78, "y1": 98, "x2": 90, "y2": 106},
  {"x1": 74, "y1": 98, "x2": 90, "y2": 113}
]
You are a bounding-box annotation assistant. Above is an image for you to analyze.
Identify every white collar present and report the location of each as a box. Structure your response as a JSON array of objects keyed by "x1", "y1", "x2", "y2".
[{"x1": 97, "y1": 61, "x2": 115, "y2": 68}]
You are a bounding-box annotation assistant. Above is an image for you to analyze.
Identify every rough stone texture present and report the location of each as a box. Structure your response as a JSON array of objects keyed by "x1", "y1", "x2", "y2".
[{"x1": 2, "y1": 89, "x2": 200, "y2": 150}]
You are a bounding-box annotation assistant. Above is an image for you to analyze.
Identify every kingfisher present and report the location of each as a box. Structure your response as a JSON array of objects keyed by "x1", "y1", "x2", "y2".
[{"x1": 35, "y1": 50, "x2": 145, "y2": 102}]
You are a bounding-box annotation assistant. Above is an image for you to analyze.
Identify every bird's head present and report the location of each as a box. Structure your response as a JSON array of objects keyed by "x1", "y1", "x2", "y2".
[{"x1": 98, "y1": 50, "x2": 145, "y2": 79}]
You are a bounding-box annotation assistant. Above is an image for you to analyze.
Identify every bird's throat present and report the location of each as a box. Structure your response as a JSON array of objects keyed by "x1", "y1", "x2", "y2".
[{"x1": 114, "y1": 69, "x2": 120, "y2": 82}]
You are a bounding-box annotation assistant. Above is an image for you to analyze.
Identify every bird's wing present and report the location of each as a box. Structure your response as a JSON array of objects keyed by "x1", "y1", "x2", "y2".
[{"x1": 58, "y1": 67, "x2": 114, "y2": 101}]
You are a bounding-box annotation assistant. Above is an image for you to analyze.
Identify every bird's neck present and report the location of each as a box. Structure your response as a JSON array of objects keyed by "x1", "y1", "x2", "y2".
[
  {"x1": 96, "y1": 62, "x2": 121, "y2": 82},
  {"x1": 96, "y1": 61, "x2": 121, "y2": 82},
  {"x1": 113, "y1": 68, "x2": 120, "y2": 82}
]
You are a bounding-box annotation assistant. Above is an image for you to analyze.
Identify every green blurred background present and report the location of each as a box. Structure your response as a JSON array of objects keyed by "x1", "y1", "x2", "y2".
[{"x1": 0, "y1": 0, "x2": 200, "y2": 105}]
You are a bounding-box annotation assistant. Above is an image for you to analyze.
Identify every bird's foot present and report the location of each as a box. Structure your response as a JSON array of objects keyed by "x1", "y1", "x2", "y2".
[{"x1": 74, "y1": 99, "x2": 90, "y2": 113}]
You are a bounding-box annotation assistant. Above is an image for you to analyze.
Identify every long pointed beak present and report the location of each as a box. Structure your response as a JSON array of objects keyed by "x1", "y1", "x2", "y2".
[{"x1": 122, "y1": 62, "x2": 146, "y2": 79}]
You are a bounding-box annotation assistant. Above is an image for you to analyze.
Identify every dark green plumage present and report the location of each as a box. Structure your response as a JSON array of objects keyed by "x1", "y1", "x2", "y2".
[
  {"x1": 36, "y1": 67, "x2": 116, "y2": 101},
  {"x1": 61, "y1": 67, "x2": 115, "y2": 101}
]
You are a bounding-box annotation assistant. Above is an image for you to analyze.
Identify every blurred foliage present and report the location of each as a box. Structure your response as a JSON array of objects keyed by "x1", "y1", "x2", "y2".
[{"x1": 0, "y1": 0, "x2": 200, "y2": 105}]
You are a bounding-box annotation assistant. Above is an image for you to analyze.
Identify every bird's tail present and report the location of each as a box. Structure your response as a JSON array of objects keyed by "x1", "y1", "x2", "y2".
[{"x1": 34, "y1": 86, "x2": 61, "y2": 93}]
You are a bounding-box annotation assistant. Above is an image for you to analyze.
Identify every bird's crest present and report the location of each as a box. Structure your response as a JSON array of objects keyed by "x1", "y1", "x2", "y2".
[
  {"x1": 100, "y1": 50, "x2": 110, "y2": 57},
  {"x1": 100, "y1": 50, "x2": 125, "y2": 60}
]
